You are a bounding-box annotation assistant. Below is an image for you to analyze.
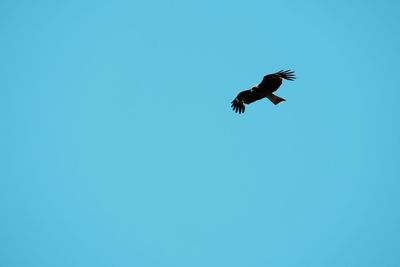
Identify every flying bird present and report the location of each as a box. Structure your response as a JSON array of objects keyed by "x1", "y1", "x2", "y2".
[{"x1": 231, "y1": 70, "x2": 296, "y2": 114}]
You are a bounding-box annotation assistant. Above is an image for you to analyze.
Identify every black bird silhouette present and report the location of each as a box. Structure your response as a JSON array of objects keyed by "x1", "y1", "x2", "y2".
[{"x1": 231, "y1": 70, "x2": 296, "y2": 114}]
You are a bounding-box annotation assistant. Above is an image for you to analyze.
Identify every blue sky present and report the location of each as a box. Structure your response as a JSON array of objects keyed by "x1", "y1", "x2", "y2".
[{"x1": 1, "y1": 0, "x2": 400, "y2": 266}]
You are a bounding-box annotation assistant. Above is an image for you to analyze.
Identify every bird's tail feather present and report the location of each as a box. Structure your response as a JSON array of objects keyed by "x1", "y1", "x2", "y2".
[{"x1": 266, "y1": 94, "x2": 285, "y2": 105}]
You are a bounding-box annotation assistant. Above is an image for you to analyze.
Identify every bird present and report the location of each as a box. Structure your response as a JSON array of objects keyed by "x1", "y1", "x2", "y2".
[{"x1": 231, "y1": 70, "x2": 296, "y2": 114}]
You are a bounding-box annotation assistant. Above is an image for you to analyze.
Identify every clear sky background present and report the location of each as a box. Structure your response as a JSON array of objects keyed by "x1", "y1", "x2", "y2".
[{"x1": 1, "y1": 0, "x2": 400, "y2": 266}]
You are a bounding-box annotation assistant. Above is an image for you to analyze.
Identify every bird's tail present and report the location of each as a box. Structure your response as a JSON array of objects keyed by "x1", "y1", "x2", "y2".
[{"x1": 266, "y1": 93, "x2": 286, "y2": 105}]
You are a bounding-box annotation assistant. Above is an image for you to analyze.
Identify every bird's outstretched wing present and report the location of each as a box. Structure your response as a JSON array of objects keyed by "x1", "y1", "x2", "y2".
[
  {"x1": 231, "y1": 89, "x2": 261, "y2": 114},
  {"x1": 259, "y1": 70, "x2": 296, "y2": 86}
]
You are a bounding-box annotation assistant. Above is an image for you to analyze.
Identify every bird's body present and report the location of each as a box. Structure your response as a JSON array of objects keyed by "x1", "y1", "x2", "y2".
[{"x1": 231, "y1": 70, "x2": 295, "y2": 113}]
